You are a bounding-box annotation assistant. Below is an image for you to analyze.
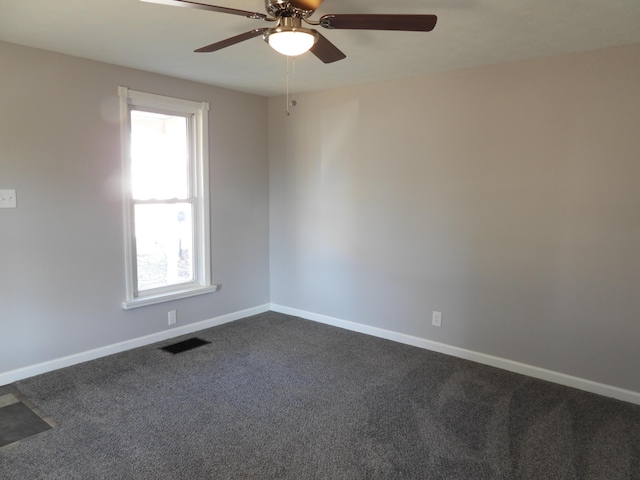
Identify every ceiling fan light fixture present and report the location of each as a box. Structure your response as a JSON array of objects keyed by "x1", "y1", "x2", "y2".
[{"x1": 266, "y1": 28, "x2": 318, "y2": 56}]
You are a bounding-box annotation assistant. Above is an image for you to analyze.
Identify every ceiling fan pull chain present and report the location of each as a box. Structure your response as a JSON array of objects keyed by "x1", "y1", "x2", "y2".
[
  {"x1": 292, "y1": 56, "x2": 297, "y2": 108},
  {"x1": 286, "y1": 56, "x2": 291, "y2": 116},
  {"x1": 286, "y1": 56, "x2": 298, "y2": 116}
]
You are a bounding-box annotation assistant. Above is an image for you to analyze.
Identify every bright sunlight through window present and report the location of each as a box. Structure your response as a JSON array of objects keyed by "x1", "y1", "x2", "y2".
[{"x1": 131, "y1": 111, "x2": 193, "y2": 291}]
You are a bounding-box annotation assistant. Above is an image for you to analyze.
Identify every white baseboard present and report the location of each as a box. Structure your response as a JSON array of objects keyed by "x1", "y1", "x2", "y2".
[
  {"x1": 5, "y1": 303, "x2": 639, "y2": 406},
  {"x1": 270, "y1": 304, "x2": 640, "y2": 406},
  {"x1": 0, "y1": 304, "x2": 271, "y2": 386}
]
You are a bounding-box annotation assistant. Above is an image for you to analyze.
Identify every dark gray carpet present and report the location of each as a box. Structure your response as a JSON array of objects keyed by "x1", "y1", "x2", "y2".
[{"x1": 2, "y1": 311, "x2": 639, "y2": 479}]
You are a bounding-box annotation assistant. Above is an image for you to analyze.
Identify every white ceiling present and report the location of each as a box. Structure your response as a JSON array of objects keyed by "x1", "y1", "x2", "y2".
[{"x1": 2, "y1": 0, "x2": 640, "y2": 97}]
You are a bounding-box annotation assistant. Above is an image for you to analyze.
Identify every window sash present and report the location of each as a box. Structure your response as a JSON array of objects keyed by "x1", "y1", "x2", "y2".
[
  {"x1": 132, "y1": 201, "x2": 196, "y2": 295},
  {"x1": 129, "y1": 108, "x2": 192, "y2": 201}
]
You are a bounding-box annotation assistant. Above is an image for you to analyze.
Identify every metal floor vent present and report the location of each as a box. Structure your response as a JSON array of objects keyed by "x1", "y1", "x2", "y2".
[{"x1": 160, "y1": 337, "x2": 211, "y2": 354}]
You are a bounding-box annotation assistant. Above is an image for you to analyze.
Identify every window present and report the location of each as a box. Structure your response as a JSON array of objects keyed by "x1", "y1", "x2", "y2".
[{"x1": 119, "y1": 87, "x2": 216, "y2": 309}]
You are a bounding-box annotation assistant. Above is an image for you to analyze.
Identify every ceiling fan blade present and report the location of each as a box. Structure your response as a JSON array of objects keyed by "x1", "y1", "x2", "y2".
[
  {"x1": 310, "y1": 32, "x2": 346, "y2": 64},
  {"x1": 195, "y1": 29, "x2": 268, "y2": 53},
  {"x1": 319, "y1": 14, "x2": 437, "y2": 32},
  {"x1": 289, "y1": 0, "x2": 324, "y2": 11},
  {"x1": 140, "y1": 0, "x2": 267, "y2": 19}
]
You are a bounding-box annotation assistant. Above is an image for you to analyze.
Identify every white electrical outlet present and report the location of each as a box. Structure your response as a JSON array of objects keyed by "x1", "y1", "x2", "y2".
[
  {"x1": 0, "y1": 189, "x2": 17, "y2": 208},
  {"x1": 432, "y1": 311, "x2": 442, "y2": 327},
  {"x1": 168, "y1": 310, "x2": 177, "y2": 326}
]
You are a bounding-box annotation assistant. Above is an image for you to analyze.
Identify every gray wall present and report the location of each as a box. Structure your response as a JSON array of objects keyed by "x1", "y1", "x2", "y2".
[
  {"x1": 2, "y1": 39, "x2": 639, "y2": 395},
  {"x1": 268, "y1": 44, "x2": 640, "y2": 393},
  {"x1": 0, "y1": 41, "x2": 270, "y2": 374}
]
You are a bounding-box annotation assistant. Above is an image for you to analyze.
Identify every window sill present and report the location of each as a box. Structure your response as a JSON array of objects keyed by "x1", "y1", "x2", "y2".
[{"x1": 122, "y1": 284, "x2": 219, "y2": 310}]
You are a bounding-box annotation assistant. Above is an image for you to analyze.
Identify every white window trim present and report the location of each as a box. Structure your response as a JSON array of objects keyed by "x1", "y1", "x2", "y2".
[{"x1": 118, "y1": 86, "x2": 217, "y2": 309}]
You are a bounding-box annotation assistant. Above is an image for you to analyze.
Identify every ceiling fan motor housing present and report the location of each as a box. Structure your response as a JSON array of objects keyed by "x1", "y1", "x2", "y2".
[{"x1": 266, "y1": 0, "x2": 315, "y2": 18}]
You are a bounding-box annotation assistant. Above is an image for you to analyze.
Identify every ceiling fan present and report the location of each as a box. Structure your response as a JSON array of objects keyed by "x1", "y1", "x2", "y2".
[{"x1": 140, "y1": 0, "x2": 437, "y2": 63}]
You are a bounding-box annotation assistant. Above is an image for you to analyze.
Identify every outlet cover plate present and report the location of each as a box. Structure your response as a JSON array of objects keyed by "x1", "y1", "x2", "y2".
[{"x1": 0, "y1": 189, "x2": 17, "y2": 208}]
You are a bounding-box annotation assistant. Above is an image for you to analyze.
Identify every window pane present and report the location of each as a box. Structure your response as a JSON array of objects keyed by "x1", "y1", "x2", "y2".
[
  {"x1": 130, "y1": 110, "x2": 189, "y2": 200},
  {"x1": 134, "y1": 203, "x2": 194, "y2": 291}
]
